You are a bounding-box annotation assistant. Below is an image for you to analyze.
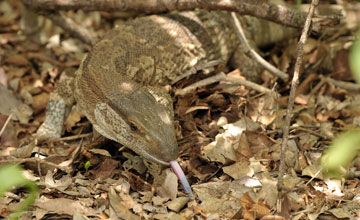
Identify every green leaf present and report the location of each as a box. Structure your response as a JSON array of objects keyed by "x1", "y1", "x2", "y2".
[
  {"x1": 0, "y1": 164, "x2": 38, "y2": 220},
  {"x1": 350, "y1": 32, "x2": 360, "y2": 83},
  {"x1": 84, "y1": 161, "x2": 91, "y2": 172},
  {"x1": 321, "y1": 130, "x2": 360, "y2": 177}
]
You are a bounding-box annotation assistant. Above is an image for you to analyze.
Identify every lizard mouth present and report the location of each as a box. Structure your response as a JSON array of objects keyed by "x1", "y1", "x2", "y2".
[{"x1": 141, "y1": 150, "x2": 171, "y2": 166}]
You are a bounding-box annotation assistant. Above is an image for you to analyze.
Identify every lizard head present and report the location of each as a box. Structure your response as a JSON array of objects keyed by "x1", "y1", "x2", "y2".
[{"x1": 92, "y1": 85, "x2": 179, "y2": 166}]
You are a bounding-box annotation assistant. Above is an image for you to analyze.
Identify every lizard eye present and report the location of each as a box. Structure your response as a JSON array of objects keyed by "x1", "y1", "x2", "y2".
[{"x1": 129, "y1": 122, "x2": 138, "y2": 132}]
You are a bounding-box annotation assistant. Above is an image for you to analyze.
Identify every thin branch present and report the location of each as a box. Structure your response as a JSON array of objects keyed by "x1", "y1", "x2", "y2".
[
  {"x1": 40, "y1": 10, "x2": 97, "y2": 46},
  {"x1": 325, "y1": 76, "x2": 360, "y2": 92},
  {"x1": 37, "y1": 133, "x2": 93, "y2": 144},
  {"x1": 0, "y1": 112, "x2": 14, "y2": 137},
  {"x1": 277, "y1": 0, "x2": 319, "y2": 195},
  {"x1": 0, "y1": 157, "x2": 72, "y2": 173},
  {"x1": 175, "y1": 72, "x2": 273, "y2": 96},
  {"x1": 230, "y1": 12, "x2": 288, "y2": 81}
]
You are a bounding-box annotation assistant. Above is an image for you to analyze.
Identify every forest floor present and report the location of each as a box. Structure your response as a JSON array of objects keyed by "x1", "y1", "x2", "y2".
[{"x1": 1, "y1": 0, "x2": 360, "y2": 219}]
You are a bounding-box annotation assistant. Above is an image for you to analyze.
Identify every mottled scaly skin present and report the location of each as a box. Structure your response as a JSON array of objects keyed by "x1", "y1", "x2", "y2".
[
  {"x1": 80, "y1": 11, "x2": 238, "y2": 86},
  {"x1": 38, "y1": 11, "x2": 239, "y2": 165}
]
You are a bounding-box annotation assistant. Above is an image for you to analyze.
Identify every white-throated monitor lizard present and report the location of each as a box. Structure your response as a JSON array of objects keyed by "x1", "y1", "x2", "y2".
[
  {"x1": 37, "y1": 10, "x2": 294, "y2": 167},
  {"x1": 36, "y1": 10, "x2": 241, "y2": 165}
]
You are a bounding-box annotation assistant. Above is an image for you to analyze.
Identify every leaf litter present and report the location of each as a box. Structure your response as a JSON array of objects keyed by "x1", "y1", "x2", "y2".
[{"x1": 1, "y1": 0, "x2": 360, "y2": 219}]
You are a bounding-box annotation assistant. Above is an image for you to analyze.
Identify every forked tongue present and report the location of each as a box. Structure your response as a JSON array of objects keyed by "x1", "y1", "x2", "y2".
[{"x1": 169, "y1": 160, "x2": 194, "y2": 198}]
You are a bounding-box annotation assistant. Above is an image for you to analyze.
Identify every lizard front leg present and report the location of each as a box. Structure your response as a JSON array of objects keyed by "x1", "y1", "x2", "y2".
[{"x1": 36, "y1": 78, "x2": 75, "y2": 139}]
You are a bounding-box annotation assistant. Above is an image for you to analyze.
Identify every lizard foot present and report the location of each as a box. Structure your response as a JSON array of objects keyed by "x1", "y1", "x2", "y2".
[{"x1": 36, "y1": 122, "x2": 61, "y2": 140}]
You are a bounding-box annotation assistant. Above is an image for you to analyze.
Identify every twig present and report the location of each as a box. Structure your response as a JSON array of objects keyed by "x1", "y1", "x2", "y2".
[
  {"x1": 0, "y1": 157, "x2": 71, "y2": 173},
  {"x1": 0, "y1": 112, "x2": 13, "y2": 137},
  {"x1": 69, "y1": 128, "x2": 85, "y2": 175},
  {"x1": 305, "y1": 169, "x2": 322, "y2": 186},
  {"x1": 324, "y1": 76, "x2": 360, "y2": 92},
  {"x1": 40, "y1": 11, "x2": 96, "y2": 46},
  {"x1": 37, "y1": 133, "x2": 92, "y2": 144},
  {"x1": 295, "y1": 127, "x2": 330, "y2": 140},
  {"x1": 175, "y1": 72, "x2": 273, "y2": 96},
  {"x1": 230, "y1": 12, "x2": 288, "y2": 81},
  {"x1": 27, "y1": 52, "x2": 81, "y2": 68},
  {"x1": 123, "y1": 170, "x2": 155, "y2": 196},
  {"x1": 55, "y1": 133, "x2": 92, "y2": 142},
  {"x1": 171, "y1": 60, "x2": 222, "y2": 84},
  {"x1": 277, "y1": 0, "x2": 318, "y2": 202}
]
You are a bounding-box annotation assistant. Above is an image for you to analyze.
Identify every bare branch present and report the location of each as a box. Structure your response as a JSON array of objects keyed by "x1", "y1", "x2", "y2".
[
  {"x1": 175, "y1": 72, "x2": 273, "y2": 96},
  {"x1": 231, "y1": 12, "x2": 289, "y2": 81},
  {"x1": 277, "y1": 0, "x2": 319, "y2": 197},
  {"x1": 39, "y1": 10, "x2": 97, "y2": 46},
  {"x1": 22, "y1": 0, "x2": 339, "y2": 32}
]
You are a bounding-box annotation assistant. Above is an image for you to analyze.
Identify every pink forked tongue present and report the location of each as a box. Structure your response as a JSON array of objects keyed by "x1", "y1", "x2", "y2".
[{"x1": 169, "y1": 160, "x2": 194, "y2": 198}]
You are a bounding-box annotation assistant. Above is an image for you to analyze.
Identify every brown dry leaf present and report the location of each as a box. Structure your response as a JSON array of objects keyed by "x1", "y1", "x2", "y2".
[
  {"x1": 302, "y1": 164, "x2": 324, "y2": 180},
  {"x1": 240, "y1": 192, "x2": 256, "y2": 220},
  {"x1": 166, "y1": 197, "x2": 189, "y2": 212},
  {"x1": 279, "y1": 39, "x2": 297, "y2": 73},
  {"x1": 249, "y1": 202, "x2": 270, "y2": 219},
  {"x1": 44, "y1": 171, "x2": 72, "y2": 191},
  {"x1": 202, "y1": 119, "x2": 247, "y2": 163},
  {"x1": 332, "y1": 49, "x2": 353, "y2": 81},
  {"x1": 32, "y1": 92, "x2": 49, "y2": 114},
  {"x1": 279, "y1": 194, "x2": 291, "y2": 220},
  {"x1": 8, "y1": 142, "x2": 34, "y2": 158},
  {"x1": 118, "y1": 191, "x2": 141, "y2": 214},
  {"x1": 307, "y1": 43, "x2": 327, "y2": 65},
  {"x1": 283, "y1": 175, "x2": 303, "y2": 189},
  {"x1": 15, "y1": 103, "x2": 33, "y2": 123},
  {"x1": 222, "y1": 160, "x2": 253, "y2": 179},
  {"x1": 35, "y1": 197, "x2": 99, "y2": 217},
  {"x1": 87, "y1": 158, "x2": 119, "y2": 180},
  {"x1": 153, "y1": 212, "x2": 185, "y2": 220},
  {"x1": 0, "y1": 113, "x2": 17, "y2": 148},
  {"x1": 243, "y1": 209, "x2": 256, "y2": 220},
  {"x1": 6, "y1": 67, "x2": 31, "y2": 79},
  {"x1": 144, "y1": 160, "x2": 167, "y2": 184},
  {"x1": 65, "y1": 111, "x2": 83, "y2": 132},
  {"x1": 237, "y1": 131, "x2": 252, "y2": 158},
  {"x1": 88, "y1": 148, "x2": 112, "y2": 157},
  {"x1": 206, "y1": 93, "x2": 227, "y2": 108},
  {"x1": 287, "y1": 192, "x2": 306, "y2": 212},
  {"x1": 240, "y1": 191, "x2": 255, "y2": 209},
  {"x1": 157, "y1": 169, "x2": 178, "y2": 199},
  {"x1": 295, "y1": 94, "x2": 308, "y2": 105},
  {"x1": 328, "y1": 207, "x2": 353, "y2": 219},
  {"x1": 299, "y1": 133, "x2": 319, "y2": 151},
  {"x1": 0, "y1": 67, "x2": 6, "y2": 86},
  {"x1": 0, "y1": 84, "x2": 21, "y2": 118},
  {"x1": 227, "y1": 68, "x2": 243, "y2": 79},
  {"x1": 261, "y1": 215, "x2": 285, "y2": 220},
  {"x1": 122, "y1": 152, "x2": 147, "y2": 174},
  {"x1": 245, "y1": 131, "x2": 275, "y2": 159},
  {"x1": 298, "y1": 111, "x2": 317, "y2": 124},
  {"x1": 192, "y1": 181, "x2": 253, "y2": 218},
  {"x1": 5, "y1": 54, "x2": 30, "y2": 66},
  {"x1": 247, "y1": 92, "x2": 279, "y2": 126},
  {"x1": 257, "y1": 173, "x2": 278, "y2": 208},
  {"x1": 310, "y1": 188, "x2": 326, "y2": 214},
  {"x1": 109, "y1": 188, "x2": 141, "y2": 220}
]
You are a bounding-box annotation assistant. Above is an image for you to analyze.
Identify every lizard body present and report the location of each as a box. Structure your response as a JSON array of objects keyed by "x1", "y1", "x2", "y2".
[{"x1": 37, "y1": 11, "x2": 239, "y2": 165}]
